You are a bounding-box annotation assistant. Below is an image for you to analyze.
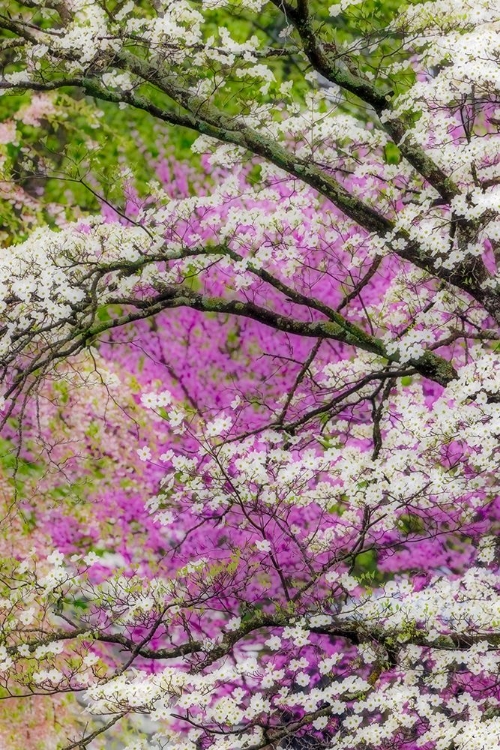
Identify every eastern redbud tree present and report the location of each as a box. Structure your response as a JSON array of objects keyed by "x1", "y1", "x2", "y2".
[{"x1": 0, "y1": 1, "x2": 499, "y2": 748}]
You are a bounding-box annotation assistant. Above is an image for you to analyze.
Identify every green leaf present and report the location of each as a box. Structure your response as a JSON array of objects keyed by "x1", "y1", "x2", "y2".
[{"x1": 383, "y1": 143, "x2": 401, "y2": 165}]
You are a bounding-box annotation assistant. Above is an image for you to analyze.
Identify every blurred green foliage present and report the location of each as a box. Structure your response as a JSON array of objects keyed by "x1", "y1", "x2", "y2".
[{"x1": 0, "y1": 0, "x2": 423, "y2": 237}]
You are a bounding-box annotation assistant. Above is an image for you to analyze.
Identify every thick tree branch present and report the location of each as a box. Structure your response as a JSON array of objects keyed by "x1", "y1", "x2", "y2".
[
  {"x1": 103, "y1": 285, "x2": 457, "y2": 386},
  {"x1": 1, "y1": 59, "x2": 497, "y2": 320},
  {"x1": 270, "y1": 0, "x2": 460, "y2": 204}
]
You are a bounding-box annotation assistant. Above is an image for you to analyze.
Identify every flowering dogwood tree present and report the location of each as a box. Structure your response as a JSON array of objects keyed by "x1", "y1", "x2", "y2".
[{"x1": 0, "y1": 0, "x2": 500, "y2": 748}]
